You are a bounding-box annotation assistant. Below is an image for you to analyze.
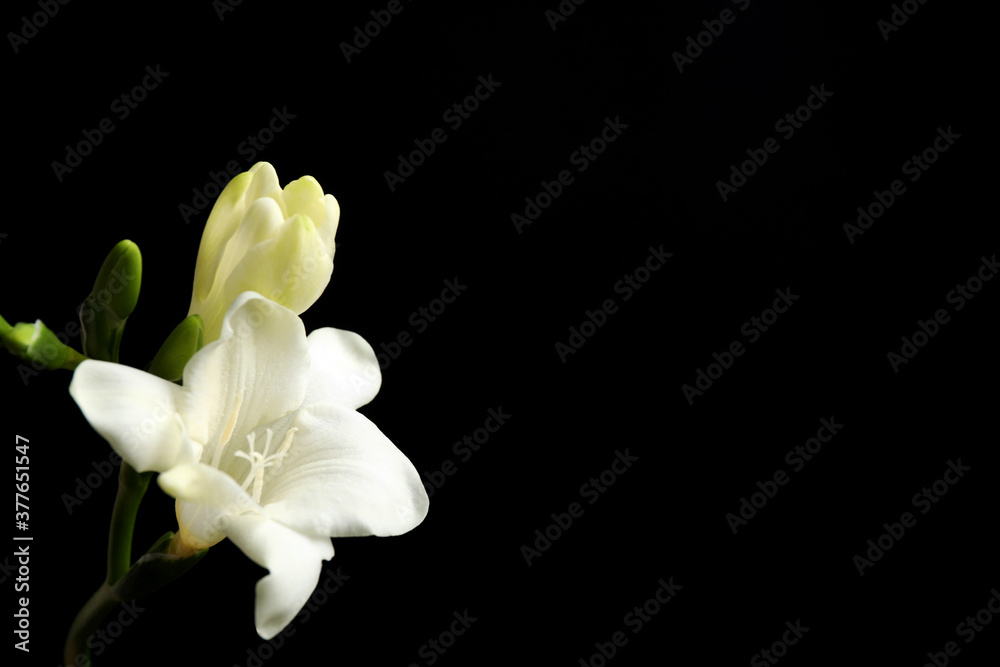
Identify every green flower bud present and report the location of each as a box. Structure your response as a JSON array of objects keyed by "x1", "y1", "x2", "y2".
[
  {"x1": 80, "y1": 240, "x2": 142, "y2": 362},
  {"x1": 2, "y1": 322, "x2": 38, "y2": 358},
  {"x1": 2, "y1": 319, "x2": 85, "y2": 370},
  {"x1": 146, "y1": 315, "x2": 204, "y2": 382}
]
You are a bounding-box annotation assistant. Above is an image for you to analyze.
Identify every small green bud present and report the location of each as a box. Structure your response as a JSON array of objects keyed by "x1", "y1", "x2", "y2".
[
  {"x1": 2, "y1": 319, "x2": 85, "y2": 370},
  {"x1": 146, "y1": 315, "x2": 204, "y2": 382},
  {"x1": 2, "y1": 322, "x2": 39, "y2": 358},
  {"x1": 80, "y1": 240, "x2": 142, "y2": 362}
]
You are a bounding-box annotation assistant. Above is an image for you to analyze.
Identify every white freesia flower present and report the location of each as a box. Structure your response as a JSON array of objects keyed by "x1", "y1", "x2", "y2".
[
  {"x1": 190, "y1": 162, "x2": 340, "y2": 342},
  {"x1": 69, "y1": 292, "x2": 427, "y2": 639}
]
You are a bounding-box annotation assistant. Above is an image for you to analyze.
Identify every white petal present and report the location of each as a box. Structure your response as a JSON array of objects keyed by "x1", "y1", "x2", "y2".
[
  {"x1": 69, "y1": 360, "x2": 199, "y2": 472},
  {"x1": 158, "y1": 463, "x2": 261, "y2": 549},
  {"x1": 262, "y1": 403, "x2": 428, "y2": 538},
  {"x1": 305, "y1": 327, "x2": 381, "y2": 409},
  {"x1": 225, "y1": 513, "x2": 334, "y2": 639},
  {"x1": 182, "y1": 293, "x2": 309, "y2": 468}
]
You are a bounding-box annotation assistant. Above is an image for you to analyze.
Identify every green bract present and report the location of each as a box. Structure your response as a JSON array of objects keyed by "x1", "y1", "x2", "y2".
[{"x1": 147, "y1": 315, "x2": 205, "y2": 382}]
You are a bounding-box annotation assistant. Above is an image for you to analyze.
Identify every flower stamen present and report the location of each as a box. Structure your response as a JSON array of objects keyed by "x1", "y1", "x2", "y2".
[
  {"x1": 272, "y1": 427, "x2": 298, "y2": 470},
  {"x1": 235, "y1": 428, "x2": 294, "y2": 503}
]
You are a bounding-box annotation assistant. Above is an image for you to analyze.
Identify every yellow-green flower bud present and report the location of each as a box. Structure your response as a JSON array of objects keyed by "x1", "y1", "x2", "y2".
[{"x1": 189, "y1": 162, "x2": 339, "y2": 343}]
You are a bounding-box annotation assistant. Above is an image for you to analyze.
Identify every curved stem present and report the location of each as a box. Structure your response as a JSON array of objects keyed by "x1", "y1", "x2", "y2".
[
  {"x1": 62, "y1": 347, "x2": 89, "y2": 370},
  {"x1": 63, "y1": 461, "x2": 151, "y2": 665},
  {"x1": 107, "y1": 462, "x2": 152, "y2": 585},
  {"x1": 64, "y1": 582, "x2": 121, "y2": 666}
]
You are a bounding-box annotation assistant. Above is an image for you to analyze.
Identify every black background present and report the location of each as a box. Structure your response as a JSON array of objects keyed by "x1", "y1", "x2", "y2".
[{"x1": 3, "y1": 1, "x2": 996, "y2": 665}]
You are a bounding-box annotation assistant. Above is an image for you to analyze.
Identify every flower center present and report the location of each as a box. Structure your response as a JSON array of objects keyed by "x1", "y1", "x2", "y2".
[{"x1": 233, "y1": 427, "x2": 297, "y2": 503}]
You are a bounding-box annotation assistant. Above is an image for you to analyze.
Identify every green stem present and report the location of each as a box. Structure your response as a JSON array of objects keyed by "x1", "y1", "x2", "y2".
[
  {"x1": 63, "y1": 462, "x2": 151, "y2": 665},
  {"x1": 62, "y1": 347, "x2": 89, "y2": 370},
  {"x1": 107, "y1": 462, "x2": 152, "y2": 585},
  {"x1": 0, "y1": 313, "x2": 12, "y2": 337},
  {"x1": 64, "y1": 582, "x2": 122, "y2": 666}
]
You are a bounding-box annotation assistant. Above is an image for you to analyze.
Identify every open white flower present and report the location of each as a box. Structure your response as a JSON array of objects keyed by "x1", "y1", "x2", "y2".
[
  {"x1": 190, "y1": 162, "x2": 340, "y2": 343},
  {"x1": 69, "y1": 292, "x2": 427, "y2": 639}
]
